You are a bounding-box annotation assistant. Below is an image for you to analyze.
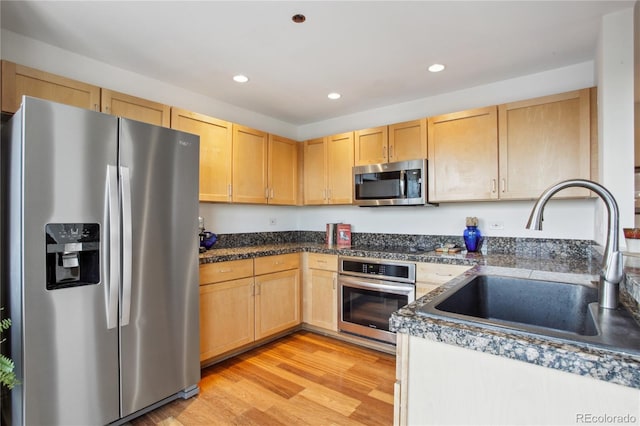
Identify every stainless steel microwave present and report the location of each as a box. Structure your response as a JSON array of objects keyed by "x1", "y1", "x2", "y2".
[{"x1": 353, "y1": 159, "x2": 432, "y2": 206}]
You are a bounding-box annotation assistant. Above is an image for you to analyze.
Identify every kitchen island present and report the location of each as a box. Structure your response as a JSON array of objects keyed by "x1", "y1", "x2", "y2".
[{"x1": 390, "y1": 264, "x2": 640, "y2": 426}]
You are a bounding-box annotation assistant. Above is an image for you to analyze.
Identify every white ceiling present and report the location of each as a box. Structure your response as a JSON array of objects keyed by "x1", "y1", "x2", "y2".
[{"x1": 0, "y1": 1, "x2": 635, "y2": 126}]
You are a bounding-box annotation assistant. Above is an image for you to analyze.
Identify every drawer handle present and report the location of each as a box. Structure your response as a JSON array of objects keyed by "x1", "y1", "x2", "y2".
[
  {"x1": 316, "y1": 260, "x2": 327, "y2": 264},
  {"x1": 218, "y1": 268, "x2": 233, "y2": 273},
  {"x1": 436, "y1": 272, "x2": 453, "y2": 276}
]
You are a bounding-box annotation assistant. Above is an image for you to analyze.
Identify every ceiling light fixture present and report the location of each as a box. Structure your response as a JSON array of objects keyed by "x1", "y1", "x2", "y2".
[
  {"x1": 327, "y1": 92, "x2": 341, "y2": 100},
  {"x1": 233, "y1": 74, "x2": 249, "y2": 83},
  {"x1": 428, "y1": 64, "x2": 445, "y2": 73},
  {"x1": 292, "y1": 13, "x2": 306, "y2": 23}
]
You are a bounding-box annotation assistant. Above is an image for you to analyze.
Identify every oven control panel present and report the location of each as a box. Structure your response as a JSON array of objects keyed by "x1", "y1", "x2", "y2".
[{"x1": 339, "y1": 256, "x2": 416, "y2": 283}]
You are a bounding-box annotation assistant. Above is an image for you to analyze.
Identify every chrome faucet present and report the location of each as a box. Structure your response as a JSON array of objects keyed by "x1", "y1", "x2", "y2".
[{"x1": 526, "y1": 179, "x2": 623, "y2": 309}]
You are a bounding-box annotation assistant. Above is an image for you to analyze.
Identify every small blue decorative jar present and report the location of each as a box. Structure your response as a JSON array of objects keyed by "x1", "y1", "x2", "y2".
[{"x1": 463, "y1": 217, "x2": 482, "y2": 252}]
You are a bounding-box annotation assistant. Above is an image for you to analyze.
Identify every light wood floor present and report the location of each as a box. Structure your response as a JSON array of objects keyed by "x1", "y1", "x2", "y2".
[{"x1": 131, "y1": 331, "x2": 396, "y2": 425}]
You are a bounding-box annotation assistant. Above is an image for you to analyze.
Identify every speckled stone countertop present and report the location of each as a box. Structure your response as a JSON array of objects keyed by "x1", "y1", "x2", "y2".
[
  {"x1": 199, "y1": 242, "x2": 600, "y2": 274},
  {"x1": 199, "y1": 241, "x2": 640, "y2": 389}
]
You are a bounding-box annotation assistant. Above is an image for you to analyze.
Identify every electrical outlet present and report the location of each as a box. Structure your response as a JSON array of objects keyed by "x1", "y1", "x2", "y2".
[
  {"x1": 269, "y1": 218, "x2": 277, "y2": 226},
  {"x1": 489, "y1": 221, "x2": 504, "y2": 230}
]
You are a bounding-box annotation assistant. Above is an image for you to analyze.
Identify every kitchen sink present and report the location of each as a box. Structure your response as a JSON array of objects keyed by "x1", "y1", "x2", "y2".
[{"x1": 417, "y1": 274, "x2": 640, "y2": 354}]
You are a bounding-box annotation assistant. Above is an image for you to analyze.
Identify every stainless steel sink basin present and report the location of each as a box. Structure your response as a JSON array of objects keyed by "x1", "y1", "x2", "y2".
[
  {"x1": 432, "y1": 275, "x2": 598, "y2": 335},
  {"x1": 417, "y1": 274, "x2": 640, "y2": 354}
]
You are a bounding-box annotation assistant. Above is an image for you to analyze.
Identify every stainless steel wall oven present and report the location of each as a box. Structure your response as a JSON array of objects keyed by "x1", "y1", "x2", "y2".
[{"x1": 338, "y1": 256, "x2": 416, "y2": 344}]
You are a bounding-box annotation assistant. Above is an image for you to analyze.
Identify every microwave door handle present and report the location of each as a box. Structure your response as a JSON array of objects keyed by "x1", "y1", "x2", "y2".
[{"x1": 399, "y1": 170, "x2": 406, "y2": 198}]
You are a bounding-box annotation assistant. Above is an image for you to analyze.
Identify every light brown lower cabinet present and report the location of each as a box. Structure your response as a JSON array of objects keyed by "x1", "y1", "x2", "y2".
[
  {"x1": 255, "y1": 269, "x2": 301, "y2": 339},
  {"x1": 199, "y1": 277, "x2": 254, "y2": 362},
  {"x1": 199, "y1": 254, "x2": 301, "y2": 363},
  {"x1": 302, "y1": 253, "x2": 338, "y2": 332}
]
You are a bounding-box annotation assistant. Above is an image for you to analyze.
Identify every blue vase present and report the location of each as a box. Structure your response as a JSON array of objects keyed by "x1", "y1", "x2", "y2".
[{"x1": 463, "y1": 226, "x2": 482, "y2": 252}]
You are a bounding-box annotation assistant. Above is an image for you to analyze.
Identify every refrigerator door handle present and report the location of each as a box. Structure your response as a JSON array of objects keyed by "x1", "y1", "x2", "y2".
[
  {"x1": 120, "y1": 166, "x2": 133, "y2": 326},
  {"x1": 106, "y1": 165, "x2": 120, "y2": 329}
]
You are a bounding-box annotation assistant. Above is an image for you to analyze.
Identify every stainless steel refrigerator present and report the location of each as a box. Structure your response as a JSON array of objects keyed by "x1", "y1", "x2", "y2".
[{"x1": 1, "y1": 97, "x2": 200, "y2": 425}]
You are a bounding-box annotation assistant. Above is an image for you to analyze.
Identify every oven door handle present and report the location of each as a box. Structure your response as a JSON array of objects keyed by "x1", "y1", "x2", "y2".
[{"x1": 339, "y1": 275, "x2": 414, "y2": 296}]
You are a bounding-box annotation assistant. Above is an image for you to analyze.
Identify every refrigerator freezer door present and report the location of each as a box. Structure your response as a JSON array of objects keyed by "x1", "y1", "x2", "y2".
[
  {"x1": 10, "y1": 98, "x2": 120, "y2": 425},
  {"x1": 118, "y1": 119, "x2": 200, "y2": 417}
]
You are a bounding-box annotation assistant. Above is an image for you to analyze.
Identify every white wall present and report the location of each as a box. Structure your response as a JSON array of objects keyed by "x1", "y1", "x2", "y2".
[
  {"x1": 596, "y1": 8, "x2": 636, "y2": 246},
  {"x1": 2, "y1": 12, "x2": 635, "y2": 242}
]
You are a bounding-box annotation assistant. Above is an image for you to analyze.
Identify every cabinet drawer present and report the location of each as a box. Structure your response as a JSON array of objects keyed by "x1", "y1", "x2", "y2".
[
  {"x1": 416, "y1": 263, "x2": 471, "y2": 285},
  {"x1": 306, "y1": 253, "x2": 338, "y2": 271},
  {"x1": 254, "y1": 253, "x2": 300, "y2": 275},
  {"x1": 199, "y1": 259, "x2": 254, "y2": 285}
]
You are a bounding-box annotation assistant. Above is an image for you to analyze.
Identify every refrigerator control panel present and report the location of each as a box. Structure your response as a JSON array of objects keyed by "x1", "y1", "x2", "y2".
[{"x1": 45, "y1": 223, "x2": 100, "y2": 290}]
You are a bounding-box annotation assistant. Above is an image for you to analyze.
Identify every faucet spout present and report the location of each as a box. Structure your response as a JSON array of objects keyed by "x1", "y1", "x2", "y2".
[{"x1": 526, "y1": 179, "x2": 623, "y2": 309}]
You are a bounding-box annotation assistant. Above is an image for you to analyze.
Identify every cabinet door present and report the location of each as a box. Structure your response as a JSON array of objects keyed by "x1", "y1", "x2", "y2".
[
  {"x1": 327, "y1": 132, "x2": 355, "y2": 204},
  {"x1": 171, "y1": 108, "x2": 232, "y2": 202},
  {"x1": 389, "y1": 118, "x2": 427, "y2": 162},
  {"x1": 254, "y1": 269, "x2": 301, "y2": 340},
  {"x1": 199, "y1": 277, "x2": 255, "y2": 362},
  {"x1": 304, "y1": 137, "x2": 328, "y2": 205},
  {"x1": 428, "y1": 107, "x2": 498, "y2": 202},
  {"x1": 303, "y1": 268, "x2": 338, "y2": 331},
  {"x1": 498, "y1": 89, "x2": 592, "y2": 199},
  {"x1": 268, "y1": 134, "x2": 299, "y2": 205},
  {"x1": 354, "y1": 126, "x2": 388, "y2": 166},
  {"x1": 101, "y1": 89, "x2": 170, "y2": 127},
  {"x1": 232, "y1": 124, "x2": 269, "y2": 204},
  {"x1": 1, "y1": 60, "x2": 100, "y2": 114}
]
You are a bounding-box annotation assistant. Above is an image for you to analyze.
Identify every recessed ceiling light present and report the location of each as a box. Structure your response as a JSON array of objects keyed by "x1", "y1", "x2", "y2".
[
  {"x1": 233, "y1": 74, "x2": 249, "y2": 83},
  {"x1": 428, "y1": 64, "x2": 445, "y2": 73},
  {"x1": 327, "y1": 92, "x2": 341, "y2": 100}
]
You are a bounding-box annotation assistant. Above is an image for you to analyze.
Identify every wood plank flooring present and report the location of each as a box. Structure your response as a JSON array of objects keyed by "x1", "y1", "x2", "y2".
[{"x1": 130, "y1": 331, "x2": 396, "y2": 425}]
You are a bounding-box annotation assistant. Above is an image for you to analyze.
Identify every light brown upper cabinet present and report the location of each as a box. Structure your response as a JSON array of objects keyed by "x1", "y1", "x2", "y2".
[
  {"x1": 303, "y1": 137, "x2": 328, "y2": 205},
  {"x1": 232, "y1": 124, "x2": 269, "y2": 204},
  {"x1": 428, "y1": 106, "x2": 499, "y2": 202},
  {"x1": 268, "y1": 134, "x2": 299, "y2": 205},
  {"x1": 428, "y1": 88, "x2": 595, "y2": 202},
  {"x1": 497, "y1": 88, "x2": 593, "y2": 199},
  {"x1": 171, "y1": 108, "x2": 233, "y2": 202},
  {"x1": 389, "y1": 118, "x2": 428, "y2": 162},
  {"x1": 1, "y1": 60, "x2": 100, "y2": 114},
  {"x1": 354, "y1": 119, "x2": 427, "y2": 166},
  {"x1": 303, "y1": 132, "x2": 354, "y2": 205},
  {"x1": 101, "y1": 89, "x2": 170, "y2": 127},
  {"x1": 354, "y1": 126, "x2": 388, "y2": 165}
]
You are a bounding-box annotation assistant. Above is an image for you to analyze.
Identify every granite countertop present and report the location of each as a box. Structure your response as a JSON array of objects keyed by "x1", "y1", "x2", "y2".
[
  {"x1": 199, "y1": 242, "x2": 640, "y2": 389},
  {"x1": 199, "y1": 243, "x2": 600, "y2": 274}
]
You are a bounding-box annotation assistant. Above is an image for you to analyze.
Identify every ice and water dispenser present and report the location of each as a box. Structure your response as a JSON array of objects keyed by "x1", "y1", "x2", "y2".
[{"x1": 45, "y1": 223, "x2": 100, "y2": 290}]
